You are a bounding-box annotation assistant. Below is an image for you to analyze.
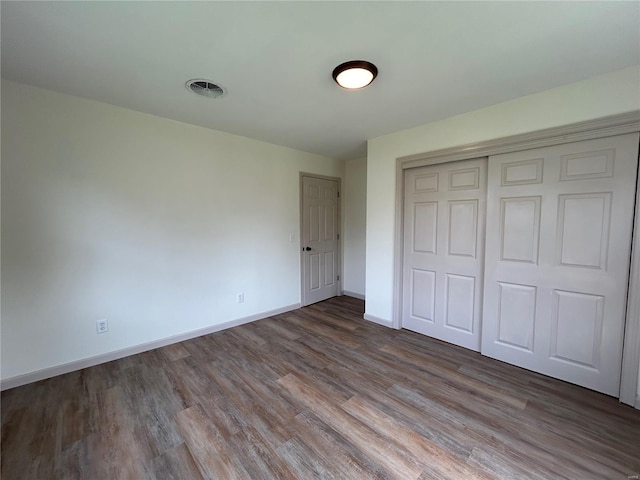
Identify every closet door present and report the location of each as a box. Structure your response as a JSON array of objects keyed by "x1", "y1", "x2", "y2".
[
  {"x1": 403, "y1": 158, "x2": 487, "y2": 351},
  {"x1": 481, "y1": 133, "x2": 639, "y2": 395}
]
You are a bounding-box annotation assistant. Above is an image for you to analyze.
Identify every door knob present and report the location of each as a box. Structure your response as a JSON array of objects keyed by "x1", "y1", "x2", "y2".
[{"x1": 304, "y1": 247, "x2": 312, "y2": 251}]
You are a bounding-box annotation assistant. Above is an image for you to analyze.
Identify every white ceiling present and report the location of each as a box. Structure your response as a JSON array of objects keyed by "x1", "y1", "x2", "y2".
[{"x1": 2, "y1": 1, "x2": 639, "y2": 160}]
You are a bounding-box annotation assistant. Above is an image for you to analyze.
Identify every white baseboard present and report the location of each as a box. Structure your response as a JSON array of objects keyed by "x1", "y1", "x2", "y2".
[
  {"x1": 363, "y1": 313, "x2": 394, "y2": 328},
  {"x1": 1, "y1": 303, "x2": 300, "y2": 391},
  {"x1": 341, "y1": 290, "x2": 365, "y2": 300}
]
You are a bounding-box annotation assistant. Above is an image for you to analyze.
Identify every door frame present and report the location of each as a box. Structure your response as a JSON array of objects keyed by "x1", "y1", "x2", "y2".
[
  {"x1": 391, "y1": 111, "x2": 640, "y2": 406},
  {"x1": 299, "y1": 172, "x2": 342, "y2": 307}
]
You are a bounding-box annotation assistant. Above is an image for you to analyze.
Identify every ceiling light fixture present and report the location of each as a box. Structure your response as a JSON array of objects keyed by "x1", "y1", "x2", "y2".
[{"x1": 332, "y1": 60, "x2": 378, "y2": 90}]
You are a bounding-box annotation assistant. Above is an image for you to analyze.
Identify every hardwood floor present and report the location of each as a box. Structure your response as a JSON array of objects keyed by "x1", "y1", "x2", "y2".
[{"x1": 2, "y1": 296, "x2": 639, "y2": 479}]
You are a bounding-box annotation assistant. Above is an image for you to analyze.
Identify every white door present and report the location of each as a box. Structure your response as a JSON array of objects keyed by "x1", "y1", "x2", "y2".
[
  {"x1": 301, "y1": 176, "x2": 340, "y2": 306},
  {"x1": 402, "y1": 158, "x2": 487, "y2": 351},
  {"x1": 481, "y1": 133, "x2": 639, "y2": 396}
]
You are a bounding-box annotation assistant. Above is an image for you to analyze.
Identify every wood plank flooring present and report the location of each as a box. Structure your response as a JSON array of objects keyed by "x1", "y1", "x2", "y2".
[{"x1": 2, "y1": 296, "x2": 639, "y2": 479}]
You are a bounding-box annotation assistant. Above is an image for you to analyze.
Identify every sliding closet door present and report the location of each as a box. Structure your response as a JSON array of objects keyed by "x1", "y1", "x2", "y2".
[
  {"x1": 403, "y1": 158, "x2": 487, "y2": 351},
  {"x1": 481, "y1": 133, "x2": 639, "y2": 395}
]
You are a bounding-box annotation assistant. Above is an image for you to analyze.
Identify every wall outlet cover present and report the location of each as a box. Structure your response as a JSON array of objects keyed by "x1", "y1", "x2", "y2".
[{"x1": 96, "y1": 319, "x2": 108, "y2": 334}]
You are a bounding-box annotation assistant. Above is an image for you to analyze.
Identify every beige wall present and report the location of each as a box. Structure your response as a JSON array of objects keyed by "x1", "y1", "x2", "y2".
[
  {"x1": 1, "y1": 80, "x2": 343, "y2": 383},
  {"x1": 342, "y1": 157, "x2": 367, "y2": 297}
]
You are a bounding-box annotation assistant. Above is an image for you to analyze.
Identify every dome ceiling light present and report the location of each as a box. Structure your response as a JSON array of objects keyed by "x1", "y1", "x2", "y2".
[{"x1": 332, "y1": 60, "x2": 378, "y2": 90}]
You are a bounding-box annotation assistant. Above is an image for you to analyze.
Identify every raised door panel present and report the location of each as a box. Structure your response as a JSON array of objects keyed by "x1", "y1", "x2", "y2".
[
  {"x1": 415, "y1": 173, "x2": 439, "y2": 192},
  {"x1": 449, "y1": 168, "x2": 480, "y2": 191},
  {"x1": 413, "y1": 202, "x2": 438, "y2": 254},
  {"x1": 309, "y1": 254, "x2": 321, "y2": 291},
  {"x1": 308, "y1": 205, "x2": 321, "y2": 243},
  {"x1": 500, "y1": 197, "x2": 541, "y2": 264},
  {"x1": 448, "y1": 200, "x2": 478, "y2": 258},
  {"x1": 496, "y1": 282, "x2": 536, "y2": 353},
  {"x1": 324, "y1": 252, "x2": 336, "y2": 287},
  {"x1": 324, "y1": 204, "x2": 336, "y2": 241},
  {"x1": 550, "y1": 290, "x2": 604, "y2": 369},
  {"x1": 560, "y1": 149, "x2": 614, "y2": 181},
  {"x1": 556, "y1": 193, "x2": 611, "y2": 270},
  {"x1": 445, "y1": 274, "x2": 475, "y2": 333},
  {"x1": 501, "y1": 158, "x2": 544, "y2": 186},
  {"x1": 411, "y1": 269, "x2": 436, "y2": 323}
]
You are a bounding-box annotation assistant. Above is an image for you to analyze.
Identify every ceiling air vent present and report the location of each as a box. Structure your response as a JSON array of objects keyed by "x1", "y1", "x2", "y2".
[{"x1": 185, "y1": 79, "x2": 226, "y2": 99}]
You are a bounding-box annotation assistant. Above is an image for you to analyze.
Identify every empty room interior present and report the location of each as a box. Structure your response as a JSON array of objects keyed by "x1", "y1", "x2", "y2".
[{"x1": 2, "y1": 1, "x2": 640, "y2": 479}]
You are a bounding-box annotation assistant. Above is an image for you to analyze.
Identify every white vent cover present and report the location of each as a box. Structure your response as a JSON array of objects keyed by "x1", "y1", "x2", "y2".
[{"x1": 185, "y1": 79, "x2": 226, "y2": 99}]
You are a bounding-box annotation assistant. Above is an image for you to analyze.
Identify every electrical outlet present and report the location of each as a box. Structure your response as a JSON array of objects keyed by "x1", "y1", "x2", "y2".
[
  {"x1": 237, "y1": 292, "x2": 244, "y2": 303},
  {"x1": 96, "y1": 319, "x2": 108, "y2": 334}
]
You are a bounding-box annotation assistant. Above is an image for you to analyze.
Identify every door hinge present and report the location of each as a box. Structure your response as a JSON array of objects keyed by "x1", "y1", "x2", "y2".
[
  {"x1": 337, "y1": 233, "x2": 340, "y2": 240},
  {"x1": 337, "y1": 191, "x2": 340, "y2": 198},
  {"x1": 337, "y1": 274, "x2": 340, "y2": 281}
]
